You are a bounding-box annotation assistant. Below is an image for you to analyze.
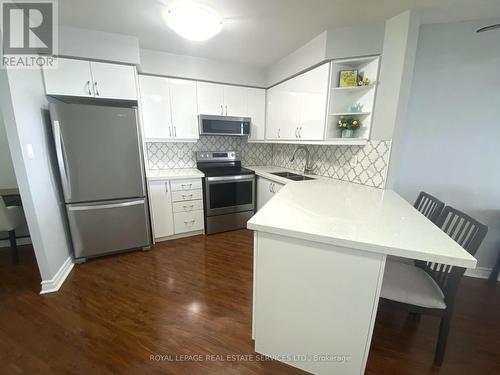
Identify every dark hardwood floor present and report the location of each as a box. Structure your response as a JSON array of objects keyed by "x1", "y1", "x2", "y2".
[{"x1": 1, "y1": 229, "x2": 499, "y2": 374}]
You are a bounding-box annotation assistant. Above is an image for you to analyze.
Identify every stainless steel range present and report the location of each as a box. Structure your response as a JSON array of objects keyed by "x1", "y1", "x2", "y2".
[{"x1": 196, "y1": 151, "x2": 255, "y2": 234}]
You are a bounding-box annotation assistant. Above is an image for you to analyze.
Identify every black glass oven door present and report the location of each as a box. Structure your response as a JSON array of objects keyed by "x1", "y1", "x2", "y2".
[{"x1": 205, "y1": 175, "x2": 255, "y2": 216}]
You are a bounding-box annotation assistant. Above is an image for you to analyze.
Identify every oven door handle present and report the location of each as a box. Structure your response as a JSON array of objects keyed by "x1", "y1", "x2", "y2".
[{"x1": 206, "y1": 175, "x2": 255, "y2": 183}]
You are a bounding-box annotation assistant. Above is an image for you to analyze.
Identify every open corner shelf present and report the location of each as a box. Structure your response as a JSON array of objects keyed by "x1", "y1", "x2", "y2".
[
  {"x1": 324, "y1": 138, "x2": 369, "y2": 146},
  {"x1": 330, "y1": 112, "x2": 371, "y2": 116},
  {"x1": 331, "y1": 83, "x2": 377, "y2": 92}
]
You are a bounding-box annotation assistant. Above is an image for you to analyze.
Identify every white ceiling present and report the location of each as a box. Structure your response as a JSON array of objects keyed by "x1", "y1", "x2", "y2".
[{"x1": 59, "y1": 0, "x2": 500, "y2": 67}]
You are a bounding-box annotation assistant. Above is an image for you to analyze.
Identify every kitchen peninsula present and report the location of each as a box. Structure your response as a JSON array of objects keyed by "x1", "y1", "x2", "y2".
[{"x1": 247, "y1": 179, "x2": 476, "y2": 375}]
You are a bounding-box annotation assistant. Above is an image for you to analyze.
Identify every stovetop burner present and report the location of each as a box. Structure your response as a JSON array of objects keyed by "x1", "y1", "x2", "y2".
[
  {"x1": 195, "y1": 151, "x2": 255, "y2": 177},
  {"x1": 197, "y1": 166, "x2": 255, "y2": 177}
]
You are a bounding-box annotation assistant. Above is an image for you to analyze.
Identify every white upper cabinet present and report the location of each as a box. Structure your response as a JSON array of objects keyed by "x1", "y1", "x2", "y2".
[
  {"x1": 169, "y1": 78, "x2": 199, "y2": 140},
  {"x1": 89, "y1": 62, "x2": 137, "y2": 100},
  {"x1": 197, "y1": 82, "x2": 266, "y2": 141},
  {"x1": 139, "y1": 75, "x2": 199, "y2": 141},
  {"x1": 246, "y1": 88, "x2": 266, "y2": 141},
  {"x1": 197, "y1": 82, "x2": 224, "y2": 115},
  {"x1": 266, "y1": 80, "x2": 300, "y2": 140},
  {"x1": 223, "y1": 85, "x2": 247, "y2": 117},
  {"x1": 296, "y1": 63, "x2": 329, "y2": 140},
  {"x1": 265, "y1": 63, "x2": 329, "y2": 142},
  {"x1": 139, "y1": 75, "x2": 172, "y2": 140},
  {"x1": 43, "y1": 58, "x2": 94, "y2": 97},
  {"x1": 43, "y1": 58, "x2": 137, "y2": 100}
]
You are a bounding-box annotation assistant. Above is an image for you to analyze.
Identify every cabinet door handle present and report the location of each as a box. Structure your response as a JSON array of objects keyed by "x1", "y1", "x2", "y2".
[
  {"x1": 269, "y1": 183, "x2": 272, "y2": 193},
  {"x1": 221, "y1": 105, "x2": 224, "y2": 115},
  {"x1": 183, "y1": 204, "x2": 194, "y2": 212},
  {"x1": 181, "y1": 183, "x2": 192, "y2": 189},
  {"x1": 271, "y1": 183, "x2": 275, "y2": 193},
  {"x1": 184, "y1": 219, "x2": 195, "y2": 225},
  {"x1": 173, "y1": 126, "x2": 177, "y2": 137},
  {"x1": 295, "y1": 127, "x2": 298, "y2": 138},
  {"x1": 85, "y1": 81, "x2": 92, "y2": 95},
  {"x1": 165, "y1": 182, "x2": 169, "y2": 192},
  {"x1": 93, "y1": 81, "x2": 99, "y2": 96},
  {"x1": 169, "y1": 126, "x2": 172, "y2": 137},
  {"x1": 182, "y1": 194, "x2": 193, "y2": 200},
  {"x1": 299, "y1": 126, "x2": 302, "y2": 138},
  {"x1": 225, "y1": 105, "x2": 228, "y2": 116},
  {"x1": 278, "y1": 128, "x2": 280, "y2": 138}
]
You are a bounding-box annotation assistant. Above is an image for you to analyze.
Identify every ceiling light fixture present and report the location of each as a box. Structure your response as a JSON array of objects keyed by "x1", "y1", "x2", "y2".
[{"x1": 165, "y1": 5, "x2": 223, "y2": 41}]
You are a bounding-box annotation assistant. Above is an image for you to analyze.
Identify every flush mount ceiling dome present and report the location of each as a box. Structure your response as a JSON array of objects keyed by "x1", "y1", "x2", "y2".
[{"x1": 165, "y1": 5, "x2": 223, "y2": 41}]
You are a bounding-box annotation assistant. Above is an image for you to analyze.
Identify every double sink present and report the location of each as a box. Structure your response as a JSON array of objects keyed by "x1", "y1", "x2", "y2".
[{"x1": 271, "y1": 172, "x2": 315, "y2": 181}]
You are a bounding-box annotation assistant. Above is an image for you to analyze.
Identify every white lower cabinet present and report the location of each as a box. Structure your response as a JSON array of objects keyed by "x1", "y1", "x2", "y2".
[
  {"x1": 256, "y1": 177, "x2": 284, "y2": 211},
  {"x1": 148, "y1": 178, "x2": 204, "y2": 240},
  {"x1": 149, "y1": 180, "x2": 174, "y2": 238},
  {"x1": 171, "y1": 189, "x2": 203, "y2": 202},
  {"x1": 173, "y1": 210, "x2": 204, "y2": 234}
]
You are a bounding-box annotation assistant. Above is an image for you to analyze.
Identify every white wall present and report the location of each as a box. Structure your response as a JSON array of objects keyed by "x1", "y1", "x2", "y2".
[
  {"x1": 390, "y1": 19, "x2": 500, "y2": 271},
  {"x1": 139, "y1": 49, "x2": 267, "y2": 87},
  {"x1": 266, "y1": 24, "x2": 385, "y2": 87},
  {"x1": 325, "y1": 23, "x2": 385, "y2": 60},
  {"x1": 0, "y1": 115, "x2": 17, "y2": 189},
  {"x1": 0, "y1": 67, "x2": 72, "y2": 285},
  {"x1": 266, "y1": 31, "x2": 328, "y2": 87},
  {"x1": 59, "y1": 26, "x2": 140, "y2": 65},
  {"x1": 371, "y1": 10, "x2": 420, "y2": 142}
]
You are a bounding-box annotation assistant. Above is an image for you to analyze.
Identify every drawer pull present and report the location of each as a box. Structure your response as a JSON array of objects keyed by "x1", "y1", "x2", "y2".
[
  {"x1": 184, "y1": 220, "x2": 196, "y2": 225},
  {"x1": 181, "y1": 194, "x2": 193, "y2": 200},
  {"x1": 181, "y1": 183, "x2": 193, "y2": 189},
  {"x1": 183, "y1": 205, "x2": 194, "y2": 212}
]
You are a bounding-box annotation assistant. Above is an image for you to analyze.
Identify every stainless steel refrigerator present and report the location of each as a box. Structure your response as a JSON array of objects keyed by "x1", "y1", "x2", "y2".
[{"x1": 49, "y1": 102, "x2": 151, "y2": 262}]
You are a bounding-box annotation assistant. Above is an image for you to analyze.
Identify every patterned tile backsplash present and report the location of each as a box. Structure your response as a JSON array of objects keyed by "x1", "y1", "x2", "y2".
[
  {"x1": 146, "y1": 136, "x2": 273, "y2": 169},
  {"x1": 146, "y1": 137, "x2": 392, "y2": 189},
  {"x1": 272, "y1": 141, "x2": 392, "y2": 188}
]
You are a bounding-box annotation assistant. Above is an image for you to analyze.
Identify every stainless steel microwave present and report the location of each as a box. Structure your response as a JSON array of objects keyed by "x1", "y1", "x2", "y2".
[{"x1": 199, "y1": 114, "x2": 251, "y2": 136}]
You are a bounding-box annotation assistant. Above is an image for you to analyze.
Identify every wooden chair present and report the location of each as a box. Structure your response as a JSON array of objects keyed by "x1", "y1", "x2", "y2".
[
  {"x1": 489, "y1": 249, "x2": 500, "y2": 283},
  {"x1": 414, "y1": 191, "x2": 445, "y2": 224},
  {"x1": 380, "y1": 206, "x2": 488, "y2": 365},
  {"x1": 0, "y1": 197, "x2": 26, "y2": 264}
]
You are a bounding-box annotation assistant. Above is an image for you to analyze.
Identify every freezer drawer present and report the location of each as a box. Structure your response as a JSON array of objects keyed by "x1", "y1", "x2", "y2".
[{"x1": 67, "y1": 198, "x2": 151, "y2": 259}]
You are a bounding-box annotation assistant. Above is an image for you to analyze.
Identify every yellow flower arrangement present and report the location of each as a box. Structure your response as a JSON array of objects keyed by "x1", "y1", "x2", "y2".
[{"x1": 337, "y1": 117, "x2": 361, "y2": 130}]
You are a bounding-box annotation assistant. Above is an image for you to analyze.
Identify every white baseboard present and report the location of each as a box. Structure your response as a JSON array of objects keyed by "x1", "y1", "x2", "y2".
[
  {"x1": 0, "y1": 237, "x2": 32, "y2": 248},
  {"x1": 40, "y1": 257, "x2": 74, "y2": 294},
  {"x1": 154, "y1": 230, "x2": 204, "y2": 243},
  {"x1": 465, "y1": 266, "x2": 498, "y2": 281}
]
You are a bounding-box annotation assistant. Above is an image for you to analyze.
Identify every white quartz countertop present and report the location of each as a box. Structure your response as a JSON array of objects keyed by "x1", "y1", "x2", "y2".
[
  {"x1": 146, "y1": 169, "x2": 204, "y2": 181},
  {"x1": 247, "y1": 178, "x2": 477, "y2": 268}
]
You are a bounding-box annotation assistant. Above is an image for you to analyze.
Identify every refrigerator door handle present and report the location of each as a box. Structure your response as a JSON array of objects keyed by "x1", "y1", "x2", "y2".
[
  {"x1": 68, "y1": 199, "x2": 145, "y2": 211},
  {"x1": 133, "y1": 108, "x2": 147, "y2": 195},
  {"x1": 53, "y1": 120, "x2": 72, "y2": 201}
]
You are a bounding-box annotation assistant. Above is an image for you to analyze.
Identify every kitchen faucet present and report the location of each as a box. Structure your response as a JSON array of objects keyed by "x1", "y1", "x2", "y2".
[{"x1": 289, "y1": 146, "x2": 315, "y2": 175}]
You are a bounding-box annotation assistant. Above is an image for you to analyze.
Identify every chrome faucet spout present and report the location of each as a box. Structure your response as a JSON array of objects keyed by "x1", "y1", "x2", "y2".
[{"x1": 289, "y1": 146, "x2": 315, "y2": 175}]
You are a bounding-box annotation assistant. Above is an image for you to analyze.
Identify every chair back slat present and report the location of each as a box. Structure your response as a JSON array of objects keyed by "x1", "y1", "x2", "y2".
[
  {"x1": 414, "y1": 192, "x2": 445, "y2": 224},
  {"x1": 419, "y1": 206, "x2": 488, "y2": 306}
]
